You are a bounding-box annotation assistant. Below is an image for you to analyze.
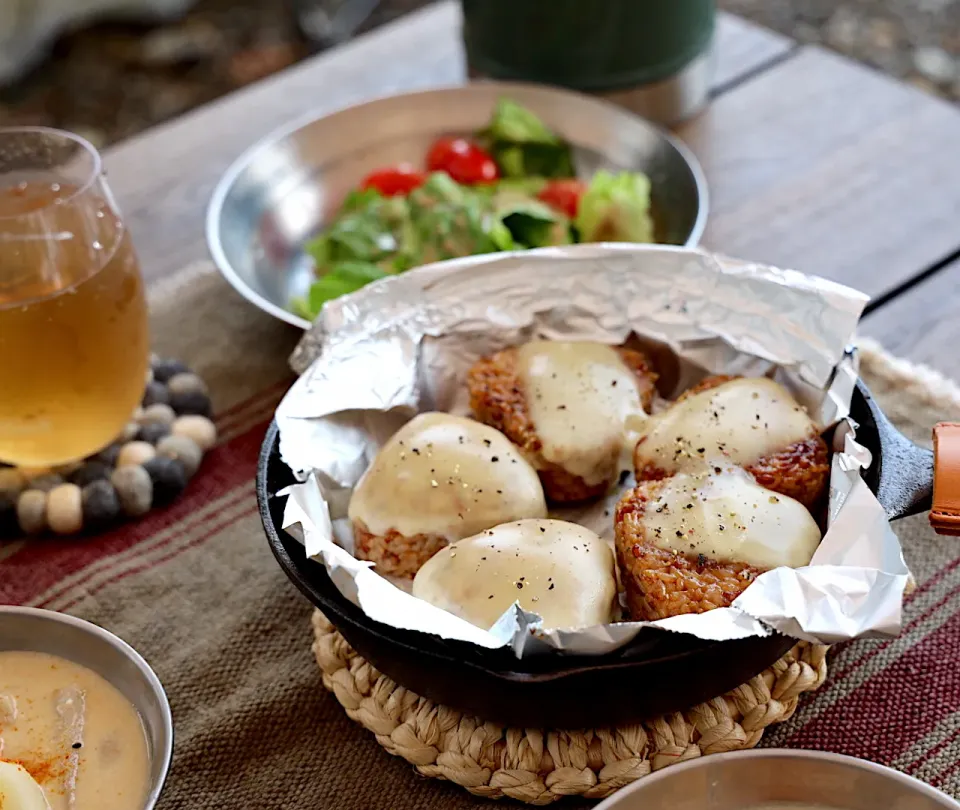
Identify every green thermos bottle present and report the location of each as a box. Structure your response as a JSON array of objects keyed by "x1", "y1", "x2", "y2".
[{"x1": 461, "y1": 0, "x2": 715, "y2": 126}]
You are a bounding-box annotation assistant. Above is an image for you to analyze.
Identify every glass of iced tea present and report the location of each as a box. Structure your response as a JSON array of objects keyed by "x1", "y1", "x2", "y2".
[{"x1": 0, "y1": 128, "x2": 149, "y2": 467}]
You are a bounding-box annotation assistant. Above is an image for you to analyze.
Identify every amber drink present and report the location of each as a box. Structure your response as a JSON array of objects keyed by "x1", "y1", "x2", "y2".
[{"x1": 0, "y1": 128, "x2": 149, "y2": 466}]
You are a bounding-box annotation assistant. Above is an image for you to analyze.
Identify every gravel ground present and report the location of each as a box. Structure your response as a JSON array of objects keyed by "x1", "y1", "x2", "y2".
[
  {"x1": 0, "y1": 0, "x2": 956, "y2": 147},
  {"x1": 724, "y1": 0, "x2": 960, "y2": 96}
]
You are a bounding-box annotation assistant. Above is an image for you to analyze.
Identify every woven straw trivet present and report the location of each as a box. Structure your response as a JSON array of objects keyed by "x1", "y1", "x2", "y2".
[
  {"x1": 308, "y1": 336, "x2": 956, "y2": 804},
  {"x1": 311, "y1": 612, "x2": 827, "y2": 803}
]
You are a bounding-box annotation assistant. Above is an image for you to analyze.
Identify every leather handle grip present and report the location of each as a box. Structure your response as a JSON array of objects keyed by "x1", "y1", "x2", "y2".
[{"x1": 931, "y1": 422, "x2": 960, "y2": 535}]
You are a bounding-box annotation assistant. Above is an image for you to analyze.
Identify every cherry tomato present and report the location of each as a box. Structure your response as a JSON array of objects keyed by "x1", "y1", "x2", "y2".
[
  {"x1": 426, "y1": 137, "x2": 500, "y2": 185},
  {"x1": 537, "y1": 179, "x2": 588, "y2": 219},
  {"x1": 359, "y1": 164, "x2": 425, "y2": 196}
]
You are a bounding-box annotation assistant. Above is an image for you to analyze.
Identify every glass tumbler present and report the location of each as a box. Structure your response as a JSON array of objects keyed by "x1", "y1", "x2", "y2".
[{"x1": 0, "y1": 127, "x2": 149, "y2": 467}]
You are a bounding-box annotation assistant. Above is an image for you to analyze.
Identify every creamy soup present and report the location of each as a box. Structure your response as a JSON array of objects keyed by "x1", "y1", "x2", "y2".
[
  {"x1": 0, "y1": 651, "x2": 150, "y2": 810},
  {"x1": 517, "y1": 341, "x2": 646, "y2": 485},
  {"x1": 413, "y1": 518, "x2": 618, "y2": 630}
]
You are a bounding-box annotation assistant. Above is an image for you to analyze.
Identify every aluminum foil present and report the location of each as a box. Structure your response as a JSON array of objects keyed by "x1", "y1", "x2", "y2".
[{"x1": 276, "y1": 244, "x2": 909, "y2": 656}]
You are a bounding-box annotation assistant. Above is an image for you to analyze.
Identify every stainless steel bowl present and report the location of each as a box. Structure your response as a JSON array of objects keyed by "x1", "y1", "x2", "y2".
[
  {"x1": 0, "y1": 606, "x2": 173, "y2": 810},
  {"x1": 595, "y1": 749, "x2": 960, "y2": 810},
  {"x1": 206, "y1": 82, "x2": 709, "y2": 329}
]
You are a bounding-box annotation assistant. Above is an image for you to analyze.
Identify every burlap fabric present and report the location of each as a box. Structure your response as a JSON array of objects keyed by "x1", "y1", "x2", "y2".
[{"x1": 3, "y1": 262, "x2": 960, "y2": 809}]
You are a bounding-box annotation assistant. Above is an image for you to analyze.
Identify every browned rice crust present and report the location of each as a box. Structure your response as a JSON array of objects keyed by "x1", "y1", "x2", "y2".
[
  {"x1": 635, "y1": 375, "x2": 830, "y2": 512},
  {"x1": 467, "y1": 346, "x2": 657, "y2": 503},
  {"x1": 352, "y1": 520, "x2": 447, "y2": 578},
  {"x1": 614, "y1": 480, "x2": 765, "y2": 620},
  {"x1": 676, "y1": 374, "x2": 740, "y2": 402}
]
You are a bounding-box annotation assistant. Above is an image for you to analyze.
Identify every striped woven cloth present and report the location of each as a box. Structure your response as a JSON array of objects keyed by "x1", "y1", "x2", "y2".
[{"x1": 2, "y1": 263, "x2": 959, "y2": 809}]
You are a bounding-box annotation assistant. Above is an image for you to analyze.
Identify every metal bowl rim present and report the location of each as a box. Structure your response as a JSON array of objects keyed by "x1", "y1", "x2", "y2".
[
  {"x1": 0, "y1": 605, "x2": 174, "y2": 810},
  {"x1": 205, "y1": 80, "x2": 710, "y2": 331},
  {"x1": 594, "y1": 748, "x2": 960, "y2": 809}
]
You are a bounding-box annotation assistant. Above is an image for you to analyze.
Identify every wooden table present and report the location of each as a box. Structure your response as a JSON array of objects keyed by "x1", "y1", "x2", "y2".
[
  {"x1": 14, "y1": 11, "x2": 960, "y2": 806},
  {"x1": 104, "y1": 1, "x2": 960, "y2": 377}
]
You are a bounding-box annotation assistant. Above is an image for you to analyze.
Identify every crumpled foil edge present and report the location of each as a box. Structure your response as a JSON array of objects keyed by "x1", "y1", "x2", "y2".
[{"x1": 275, "y1": 245, "x2": 908, "y2": 657}]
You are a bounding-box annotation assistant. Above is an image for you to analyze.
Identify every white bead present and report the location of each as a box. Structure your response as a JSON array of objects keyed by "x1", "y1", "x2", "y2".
[
  {"x1": 172, "y1": 415, "x2": 217, "y2": 451},
  {"x1": 47, "y1": 484, "x2": 83, "y2": 535},
  {"x1": 117, "y1": 441, "x2": 157, "y2": 468}
]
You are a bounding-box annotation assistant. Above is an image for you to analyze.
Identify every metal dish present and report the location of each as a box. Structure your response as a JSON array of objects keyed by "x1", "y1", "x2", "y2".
[
  {"x1": 206, "y1": 82, "x2": 709, "y2": 329},
  {"x1": 0, "y1": 606, "x2": 173, "y2": 810},
  {"x1": 256, "y1": 374, "x2": 932, "y2": 729},
  {"x1": 593, "y1": 749, "x2": 960, "y2": 809}
]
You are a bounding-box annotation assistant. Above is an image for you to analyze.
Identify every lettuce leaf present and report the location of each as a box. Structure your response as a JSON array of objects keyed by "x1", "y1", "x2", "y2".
[
  {"x1": 296, "y1": 163, "x2": 572, "y2": 318},
  {"x1": 493, "y1": 177, "x2": 548, "y2": 196},
  {"x1": 492, "y1": 188, "x2": 571, "y2": 248},
  {"x1": 408, "y1": 172, "x2": 506, "y2": 262},
  {"x1": 305, "y1": 194, "x2": 416, "y2": 271},
  {"x1": 575, "y1": 170, "x2": 654, "y2": 243},
  {"x1": 339, "y1": 187, "x2": 382, "y2": 213},
  {"x1": 478, "y1": 98, "x2": 574, "y2": 179},
  {"x1": 483, "y1": 98, "x2": 559, "y2": 143},
  {"x1": 295, "y1": 261, "x2": 390, "y2": 320}
]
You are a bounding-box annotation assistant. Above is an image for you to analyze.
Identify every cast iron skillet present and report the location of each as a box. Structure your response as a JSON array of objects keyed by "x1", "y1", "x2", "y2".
[{"x1": 257, "y1": 379, "x2": 933, "y2": 728}]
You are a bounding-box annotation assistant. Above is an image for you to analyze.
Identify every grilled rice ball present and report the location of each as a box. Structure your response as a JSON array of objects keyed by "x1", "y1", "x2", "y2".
[
  {"x1": 468, "y1": 343, "x2": 657, "y2": 503},
  {"x1": 351, "y1": 524, "x2": 449, "y2": 579},
  {"x1": 634, "y1": 375, "x2": 829, "y2": 512},
  {"x1": 614, "y1": 480, "x2": 765, "y2": 620},
  {"x1": 614, "y1": 471, "x2": 821, "y2": 621},
  {"x1": 348, "y1": 412, "x2": 547, "y2": 578},
  {"x1": 676, "y1": 374, "x2": 739, "y2": 402}
]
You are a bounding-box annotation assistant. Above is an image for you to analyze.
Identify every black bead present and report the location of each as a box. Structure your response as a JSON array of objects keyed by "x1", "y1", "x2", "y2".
[
  {"x1": 169, "y1": 389, "x2": 212, "y2": 418},
  {"x1": 136, "y1": 422, "x2": 171, "y2": 445},
  {"x1": 96, "y1": 442, "x2": 123, "y2": 467},
  {"x1": 30, "y1": 473, "x2": 65, "y2": 493},
  {"x1": 142, "y1": 381, "x2": 170, "y2": 408},
  {"x1": 0, "y1": 493, "x2": 17, "y2": 538},
  {"x1": 81, "y1": 480, "x2": 121, "y2": 530},
  {"x1": 70, "y1": 461, "x2": 111, "y2": 488},
  {"x1": 152, "y1": 359, "x2": 189, "y2": 383},
  {"x1": 142, "y1": 457, "x2": 187, "y2": 505}
]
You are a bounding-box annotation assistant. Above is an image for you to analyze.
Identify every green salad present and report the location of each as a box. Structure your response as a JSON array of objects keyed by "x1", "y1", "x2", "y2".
[{"x1": 294, "y1": 98, "x2": 655, "y2": 320}]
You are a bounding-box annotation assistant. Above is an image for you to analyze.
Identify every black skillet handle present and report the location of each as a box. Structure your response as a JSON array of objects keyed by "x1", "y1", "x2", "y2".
[{"x1": 853, "y1": 380, "x2": 933, "y2": 521}]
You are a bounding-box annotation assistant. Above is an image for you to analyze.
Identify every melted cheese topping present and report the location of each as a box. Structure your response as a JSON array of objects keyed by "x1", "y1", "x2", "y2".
[
  {"x1": 412, "y1": 519, "x2": 618, "y2": 630},
  {"x1": 349, "y1": 413, "x2": 547, "y2": 541},
  {"x1": 0, "y1": 651, "x2": 150, "y2": 810},
  {"x1": 518, "y1": 341, "x2": 645, "y2": 486},
  {"x1": 640, "y1": 466, "x2": 821, "y2": 569},
  {"x1": 635, "y1": 377, "x2": 816, "y2": 474}
]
